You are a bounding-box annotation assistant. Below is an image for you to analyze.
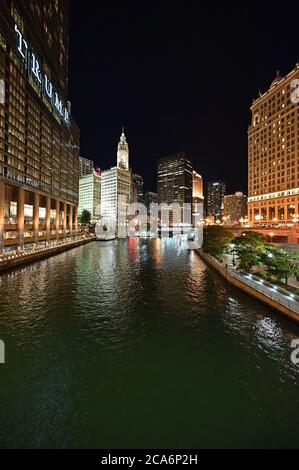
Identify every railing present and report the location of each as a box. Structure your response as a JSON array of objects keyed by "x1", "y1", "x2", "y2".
[{"x1": 202, "y1": 253, "x2": 299, "y2": 316}]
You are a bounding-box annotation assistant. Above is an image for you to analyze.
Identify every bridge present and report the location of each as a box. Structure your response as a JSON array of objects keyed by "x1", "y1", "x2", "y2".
[{"x1": 223, "y1": 225, "x2": 299, "y2": 245}]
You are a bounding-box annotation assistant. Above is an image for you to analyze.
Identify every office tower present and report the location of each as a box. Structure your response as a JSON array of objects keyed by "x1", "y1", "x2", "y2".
[
  {"x1": 157, "y1": 153, "x2": 193, "y2": 205},
  {"x1": 144, "y1": 191, "x2": 157, "y2": 212},
  {"x1": 100, "y1": 128, "x2": 131, "y2": 236},
  {"x1": 192, "y1": 171, "x2": 204, "y2": 225},
  {"x1": 78, "y1": 173, "x2": 101, "y2": 222},
  {"x1": 0, "y1": 0, "x2": 80, "y2": 254},
  {"x1": 223, "y1": 192, "x2": 247, "y2": 225},
  {"x1": 131, "y1": 174, "x2": 144, "y2": 204},
  {"x1": 248, "y1": 67, "x2": 299, "y2": 225},
  {"x1": 206, "y1": 181, "x2": 226, "y2": 219},
  {"x1": 79, "y1": 157, "x2": 94, "y2": 178},
  {"x1": 101, "y1": 168, "x2": 131, "y2": 235}
]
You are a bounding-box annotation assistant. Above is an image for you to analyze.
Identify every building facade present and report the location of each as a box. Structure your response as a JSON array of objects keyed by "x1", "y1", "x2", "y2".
[
  {"x1": 0, "y1": 0, "x2": 80, "y2": 254},
  {"x1": 157, "y1": 153, "x2": 193, "y2": 206},
  {"x1": 131, "y1": 173, "x2": 144, "y2": 205},
  {"x1": 144, "y1": 191, "x2": 157, "y2": 212},
  {"x1": 223, "y1": 192, "x2": 247, "y2": 225},
  {"x1": 101, "y1": 167, "x2": 131, "y2": 235},
  {"x1": 79, "y1": 156, "x2": 94, "y2": 178},
  {"x1": 78, "y1": 173, "x2": 101, "y2": 222},
  {"x1": 192, "y1": 171, "x2": 204, "y2": 225},
  {"x1": 206, "y1": 181, "x2": 226, "y2": 219},
  {"x1": 117, "y1": 127, "x2": 129, "y2": 170},
  {"x1": 248, "y1": 67, "x2": 299, "y2": 225},
  {"x1": 100, "y1": 129, "x2": 131, "y2": 236}
]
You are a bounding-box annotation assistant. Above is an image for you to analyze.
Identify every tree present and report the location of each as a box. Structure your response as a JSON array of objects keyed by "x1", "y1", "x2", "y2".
[
  {"x1": 233, "y1": 231, "x2": 269, "y2": 272},
  {"x1": 203, "y1": 226, "x2": 233, "y2": 258},
  {"x1": 264, "y1": 250, "x2": 299, "y2": 285},
  {"x1": 79, "y1": 209, "x2": 91, "y2": 225}
]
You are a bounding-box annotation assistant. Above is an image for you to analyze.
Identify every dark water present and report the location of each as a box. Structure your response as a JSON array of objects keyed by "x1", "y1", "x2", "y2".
[{"x1": 0, "y1": 238, "x2": 298, "y2": 449}]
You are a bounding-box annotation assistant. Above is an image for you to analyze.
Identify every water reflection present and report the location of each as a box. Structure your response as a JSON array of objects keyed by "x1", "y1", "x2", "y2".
[{"x1": 0, "y1": 238, "x2": 298, "y2": 448}]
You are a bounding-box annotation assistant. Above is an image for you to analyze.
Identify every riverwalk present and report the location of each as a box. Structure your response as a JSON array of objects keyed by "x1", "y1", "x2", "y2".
[{"x1": 197, "y1": 250, "x2": 299, "y2": 324}]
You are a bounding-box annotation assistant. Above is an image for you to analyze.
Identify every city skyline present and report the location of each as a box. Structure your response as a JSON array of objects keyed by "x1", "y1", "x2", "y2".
[{"x1": 68, "y1": 4, "x2": 299, "y2": 194}]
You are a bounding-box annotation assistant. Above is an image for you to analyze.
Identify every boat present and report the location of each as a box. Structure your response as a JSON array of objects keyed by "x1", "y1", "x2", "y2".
[{"x1": 96, "y1": 234, "x2": 116, "y2": 241}]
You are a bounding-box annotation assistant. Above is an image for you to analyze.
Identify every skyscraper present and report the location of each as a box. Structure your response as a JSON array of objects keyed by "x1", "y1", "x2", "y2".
[
  {"x1": 157, "y1": 153, "x2": 193, "y2": 205},
  {"x1": 0, "y1": 0, "x2": 80, "y2": 254},
  {"x1": 192, "y1": 171, "x2": 204, "y2": 225},
  {"x1": 101, "y1": 128, "x2": 131, "y2": 236},
  {"x1": 117, "y1": 127, "x2": 129, "y2": 170},
  {"x1": 78, "y1": 173, "x2": 101, "y2": 222},
  {"x1": 248, "y1": 67, "x2": 299, "y2": 225},
  {"x1": 79, "y1": 157, "x2": 94, "y2": 178},
  {"x1": 131, "y1": 174, "x2": 144, "y2": 204},
  {"x1": 223, "y1": 192, "x2": 247, "y2": 225},
  {"x1": 206, "y1": 181, "x2": 226, "y2": 219},
  {"x1": 144, "y1": 191, "x2": 157, "y2": 212}
]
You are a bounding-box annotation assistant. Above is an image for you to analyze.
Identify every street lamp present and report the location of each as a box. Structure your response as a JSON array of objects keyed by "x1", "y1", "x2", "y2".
[{"x1": 230, "y1": 243, "x2": 236, "y2": 266}]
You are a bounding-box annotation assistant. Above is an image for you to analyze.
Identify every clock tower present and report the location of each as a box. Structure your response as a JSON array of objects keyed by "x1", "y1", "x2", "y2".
[{"x1": 117, "y1": 127, "x2": 129, "y2": 170}]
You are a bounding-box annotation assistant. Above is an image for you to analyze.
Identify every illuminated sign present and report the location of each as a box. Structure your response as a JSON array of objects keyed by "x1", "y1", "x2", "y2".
[{"x1": 14, "y1": 24, "x2": 70, "y2": 125}]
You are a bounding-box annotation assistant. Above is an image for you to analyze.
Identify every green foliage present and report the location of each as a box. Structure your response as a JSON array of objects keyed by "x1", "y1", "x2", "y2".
[
  {"x1": 263, "y1": 249, "x2": 299, "y2": 285},
  {"x1": 203, "y1": 226, "x2": 233, "y2": 258},
  {"x1": 79, "y1": 209, "x2": 91, "y2": 226},
  {"x1": 233, "y1": 231, "x2": 269, "y2": 272}
]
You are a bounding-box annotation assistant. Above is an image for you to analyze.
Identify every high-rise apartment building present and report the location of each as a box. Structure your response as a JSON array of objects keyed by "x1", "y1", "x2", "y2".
[
  {"x1": 78, "y1": 173, "x2": 101, "y2": 222},
  {"x1": 0, "y1": 0, "x2": 80, "y2": 253},
  {"x1": 223, "y1": 192, "x2": 247, "y2": 225},
  {"x1": 206, "y1": 181, "x2": 226, "y2": 219},
  {"x1": 248, "y1": 67, "x2": 299, "y2": 225},
  {"x1": 157, "y1": 153, "x2": 193, "y2": 206},
  {"x1": 79, "y1": 157, "x2": 94, "y2": 178}
]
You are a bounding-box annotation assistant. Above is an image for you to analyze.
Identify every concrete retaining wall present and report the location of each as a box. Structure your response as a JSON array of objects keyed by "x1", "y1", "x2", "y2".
[
  {"x1": 0, "y1": 237, "x2": 95, "y2": 273},
  {"x1": 197, "y1": 250, "x2": 299, "y2": 325}
]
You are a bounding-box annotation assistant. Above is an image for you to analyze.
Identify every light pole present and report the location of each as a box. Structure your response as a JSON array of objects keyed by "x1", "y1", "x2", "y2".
[{"x1": 230, "y1": 243, "x2": 236, "y2": 266}]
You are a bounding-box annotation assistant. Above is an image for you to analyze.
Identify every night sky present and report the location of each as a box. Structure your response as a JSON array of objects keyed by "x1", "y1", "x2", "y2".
[{"x1": 69, "y1": 4, "x2": 299, "y2": 194}]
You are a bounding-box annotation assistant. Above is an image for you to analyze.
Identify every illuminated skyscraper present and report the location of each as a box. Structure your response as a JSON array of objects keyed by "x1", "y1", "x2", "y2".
[
  {"x1": 192, "y1": 171, "x2": 204, "y2": 224},
  {"x1": 117, "y1": 127, "x2": 129, "y2": 170},
  {"x1": 101, "y1": 128, "x2": 131, "y2": 236},
  {"x1": 78, "y1": 173, "x2": 101, "y2": 222},
  {"x1": 79, "y1": 157, "x2": 94, "y2": 178},
  {"x1": 131, "y1": 174, "x2": 144, "y2": 204},
  {"x1": 206, "y1": 181, "x2": 226, "y2": 219},
  {"x1": 248, "y1": 67, "x2": 299, "y2": 225},
  {"x1": 157, "y1": 153, "x2": 193, "y2": 205},
  {"x1": 223, "y1": 192, "x2": 247, "y2": 225},
  {"x1": 0, "y1": 0, "x2": 80, "y2": 254}
]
